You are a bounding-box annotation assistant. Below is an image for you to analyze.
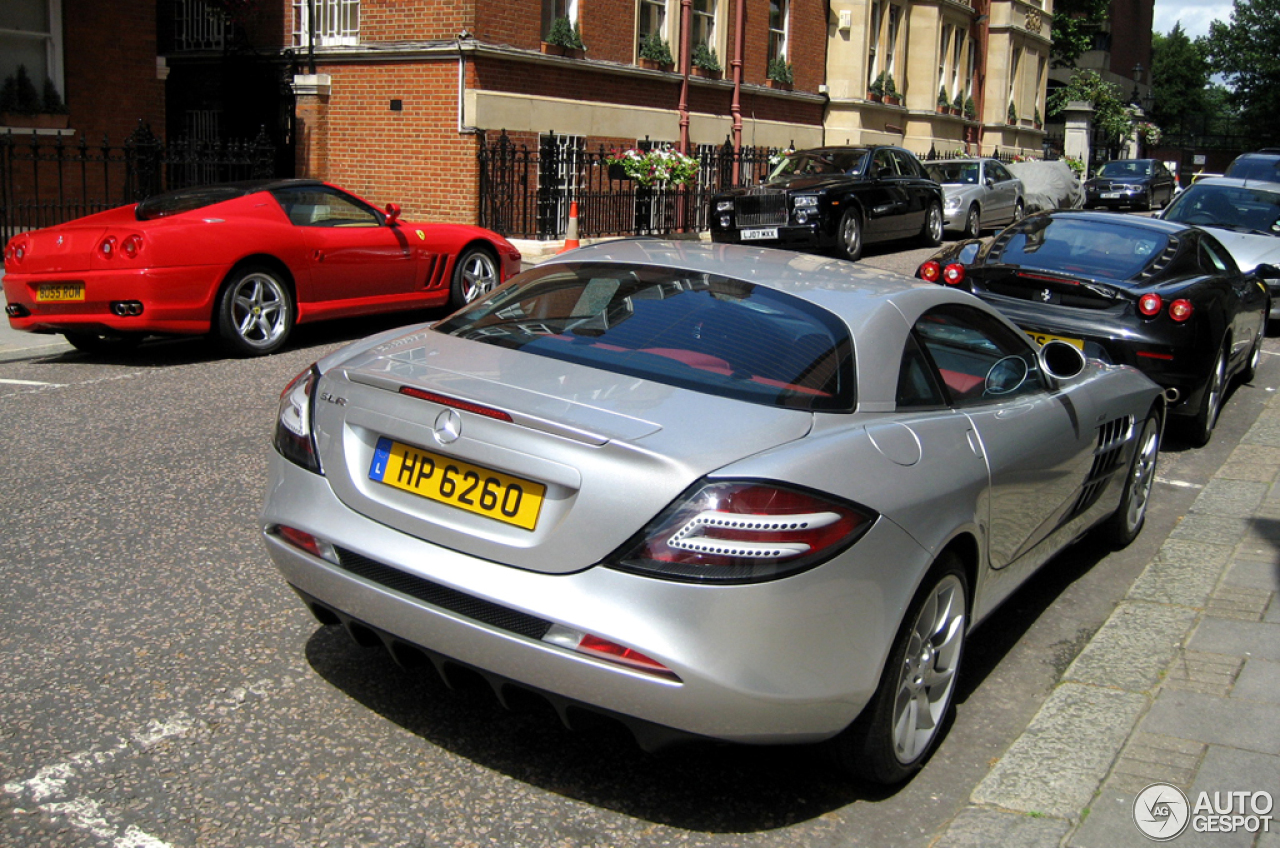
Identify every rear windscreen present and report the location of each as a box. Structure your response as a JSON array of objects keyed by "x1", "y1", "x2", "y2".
[
  {"x1": 991, "y1": 217, "x2": 1170, "y2": 282},
  {"x1": 433, "y1": 262, "x2": 855, "y2": 411},
  {"x1": 135, "y1": 185, "x2": 254, "y2": 220}
]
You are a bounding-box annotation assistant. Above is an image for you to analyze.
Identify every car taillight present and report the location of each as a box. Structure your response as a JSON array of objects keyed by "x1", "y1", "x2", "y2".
[
  {"x1": 918, "y1": 260, "x2": 942, "y2": 282},
  {"x1": 608, "y1": 480, "x2": 876, "y2": 583},
  {"x1": 120, "y1": 234, "x2": 143, "y2": 258},
  {"x1": 942, "y1": 263, "x2": 966, "y2": 285},
  {"x1": 274, "y1": 365, "x2": 323, "y2": 474},
  {"x1": 1169, "y1": 299, "x2": 1194, "y2": 322},
  {"x1": 7, "y1": 238, "x2": 29, "y2": 264},
  {"x1": 542, "y1": 625, "x2": 680, "y2": 680},
  {"x1": 98, "y1": 236, "x2": 118, "y2": 258},
  {"x1": 1138, "y1": 293, "x2": 1163, "y2": 317},
  {"x1": 272, "y1": 525, "x2": 339, "y2": 565}
]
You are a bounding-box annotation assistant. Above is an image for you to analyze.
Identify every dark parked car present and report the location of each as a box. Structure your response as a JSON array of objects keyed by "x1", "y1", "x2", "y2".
[
  {"x1": 1223, "y1": 150, "x2": 1280, "y2": 183},
  {"x1": 709, "y1": 146, "x2": 944, "y2": 260},
  {"x1": 1084, "y1": 159, "x2": 1178, "y2": 211},
  {"x1": 1160, "y1": 177, "x2": 1280, "y2": 319},
  {"x1": 918, "y1": 211, "x2": 1269, "y2": 445}
]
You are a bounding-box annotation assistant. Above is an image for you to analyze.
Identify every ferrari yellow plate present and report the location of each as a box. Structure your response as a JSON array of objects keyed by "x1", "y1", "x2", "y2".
[
  {"x1": 1024, "y1": 329, "x2": 1084, "y2": 350},
  {"x1": 36, "y1": 282, "x2": 85, "y2": 302}
]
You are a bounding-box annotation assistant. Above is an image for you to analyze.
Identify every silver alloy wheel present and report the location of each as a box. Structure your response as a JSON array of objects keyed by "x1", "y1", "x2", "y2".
[
  {"x1": 229, "y1": 271, "x2": 289, "y2": 348},
  {"x1": 456, "y1": 250, "x2": 498, "y2": 304},
  {"x1": 925, "y1": 203, "x2": 944, "y2": 245},
  {"x1": 1122, "y1": 419, "x2": 1160, "y2": 534},
  {"x1": 964, "y1": 206, "x2": 980, "y2": 239},
  {"x1": 840, "y1": 210, "x2": 862, "y2": 260},
  {"x1": 891, "y1": 572, "x2": 965, "y2": 763},
  {"x1": 1202, "y1": 348, "x2": 1226, "y2": 432}
]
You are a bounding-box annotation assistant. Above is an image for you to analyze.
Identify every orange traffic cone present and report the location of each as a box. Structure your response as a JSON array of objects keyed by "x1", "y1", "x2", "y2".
[{"x1": 558, "y1": 201, "x2": 581, "y2": 253}]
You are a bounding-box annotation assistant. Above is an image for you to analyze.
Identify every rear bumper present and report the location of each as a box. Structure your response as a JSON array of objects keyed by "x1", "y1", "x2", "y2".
[
  {"x1": 3, "y1": 265, "x2": 224, "y2": 336},
  {"x1": 260, "y1": 452, "x2": 921, "y2": 745}
]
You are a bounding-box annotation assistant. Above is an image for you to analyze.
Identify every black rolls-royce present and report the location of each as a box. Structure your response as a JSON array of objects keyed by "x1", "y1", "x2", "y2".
[{"x1": 709, "y1": 146, "x2": 944, "y2": 261}]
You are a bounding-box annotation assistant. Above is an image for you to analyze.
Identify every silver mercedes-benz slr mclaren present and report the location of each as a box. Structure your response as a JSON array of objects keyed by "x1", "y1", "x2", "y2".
[{"x1": 261, "y1": 239, "x2": 1164, "y2": 784}]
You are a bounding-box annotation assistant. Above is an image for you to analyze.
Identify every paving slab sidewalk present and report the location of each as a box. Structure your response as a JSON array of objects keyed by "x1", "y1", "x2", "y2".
[{"x1": 935, "y1": 393, "x2": 1280, "y2": 847}]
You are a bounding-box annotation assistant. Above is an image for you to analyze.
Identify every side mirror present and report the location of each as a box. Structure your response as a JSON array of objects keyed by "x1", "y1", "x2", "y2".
[
  {"x1": 1256, "y1": 263, "x2": 1279, "y2": 279},
  {"x1": 384, "y1": 203, "x2": 401, "y2": 226},
  {"x1": 1039, "y1": 340, "x2": 1086, "y2": 381}
]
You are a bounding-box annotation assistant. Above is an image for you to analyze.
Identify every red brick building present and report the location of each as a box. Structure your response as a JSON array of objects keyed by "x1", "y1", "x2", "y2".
[{"x1": 288, "y1": 0, "x2": 830, "y2": 226}]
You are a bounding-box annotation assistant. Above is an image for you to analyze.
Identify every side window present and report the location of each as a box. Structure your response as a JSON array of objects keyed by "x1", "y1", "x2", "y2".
[
  {"x1": 910, "y1": 304, "x2": 1045, "y2": 407},
  {"x1": 897, "y1": 333, "x2": 947, "y2": 408},
  {"x1": 892, "y1": 150, "x2": 923, "y2": 178},
  {"x1": 1200, "y1": 236, "x2": 1238, "y2": 274},
  {"x1": 873, "y1": 148, "x2": 898, "y2": 177},
  {"x1": 271, "y1": 186, "x2": 382, "y2": 228},
  {"x1": 989, "y1": 162, "x2": 1012, "y2": 182}
]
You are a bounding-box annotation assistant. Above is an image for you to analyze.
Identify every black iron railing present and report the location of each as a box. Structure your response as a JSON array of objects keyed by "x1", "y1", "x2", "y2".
[
  {"x1": 477, "y1": 130, "x2": 784, "y2": 240},
  {"x1": 1, "y1": 121, "x2": 275, "y2": 240}
]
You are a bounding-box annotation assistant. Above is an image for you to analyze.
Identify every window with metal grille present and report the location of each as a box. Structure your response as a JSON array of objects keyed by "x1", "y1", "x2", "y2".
[
  {"x1": 293, "y1": 0, "x2": 360, "y2": 48},
  {"x1": 174, "y1": 0, "x2": 231, "y2": 51}
]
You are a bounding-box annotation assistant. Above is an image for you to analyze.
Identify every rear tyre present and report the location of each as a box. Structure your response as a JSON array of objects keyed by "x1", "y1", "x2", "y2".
[
  {"x1": 1098, "y1": 411, "x2": 1161, "y2": 548},
  {"x1": 215, "y1": 265, "x2": 294, "y2": 357},
  {"x1": 1186, "y1": 345, "x2": 1227, "y2": 447},
  {"x1": 450, "y1": 246, "x2": 499, "y2": 309},
  {"x1": 921, "y1": 202, "x2": 944, "y2": 247},
  {"x1": 837, "y1": 208, "x2": 864, "y2": 261},
  {"x1": 1241, "y1": 321, "x2": 1265, "y2": 384},
  {"x1": 832, "y1": 553, "x2": 967, "y2": 785},
  {"x1": 63, "y1": 332, "x2": 143, "y2": 354},
  {"x1": 961, "y1": 205, "x2": 981, "y2": 239},
  {"x1": 1012, "y1": 199, "x2": 1025, "y2": 222}
]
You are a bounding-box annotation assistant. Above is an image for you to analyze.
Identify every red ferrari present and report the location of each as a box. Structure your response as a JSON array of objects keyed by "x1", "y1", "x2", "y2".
[{"x1": 2, "y1": 179, "x2": 523, "y2": 355}]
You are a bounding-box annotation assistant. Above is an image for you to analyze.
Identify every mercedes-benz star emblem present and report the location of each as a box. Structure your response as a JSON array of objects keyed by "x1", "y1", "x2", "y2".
[{"x1": 432, "y1": 408, "x2": 463, "y2": 445}]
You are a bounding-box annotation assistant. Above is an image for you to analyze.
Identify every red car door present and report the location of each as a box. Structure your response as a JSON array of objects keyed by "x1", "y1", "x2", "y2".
[{"x1": 272, "y1": 185, "x2": 417, "y2": 303}]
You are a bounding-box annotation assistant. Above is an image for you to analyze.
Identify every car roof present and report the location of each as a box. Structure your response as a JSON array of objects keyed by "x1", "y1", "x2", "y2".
[
  {"x1": 1180, "y1": 176, "x2": 1280, "y2": 194},
  {"x1": 1035, "y1": 210, "x2": 1192, "y2": 236}
]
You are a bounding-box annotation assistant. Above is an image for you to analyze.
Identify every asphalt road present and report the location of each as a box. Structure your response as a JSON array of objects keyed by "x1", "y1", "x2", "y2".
[{"x1": 1, "y1": 239, "x2": 1276, "y2": 847}]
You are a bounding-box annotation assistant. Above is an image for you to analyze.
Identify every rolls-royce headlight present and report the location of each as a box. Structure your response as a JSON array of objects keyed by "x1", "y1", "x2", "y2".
[
  {"x1": 716, "y1": 200, "x2": 734, "y2": 213},
  {"x1": 793, "y1": 196, "x2": 819, "y2": 209}
]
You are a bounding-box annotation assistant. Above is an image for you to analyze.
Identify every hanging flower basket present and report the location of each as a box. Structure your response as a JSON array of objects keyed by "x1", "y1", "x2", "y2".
[{"x1": 605, "y1": 146, "x2": 699, "y2": 187}]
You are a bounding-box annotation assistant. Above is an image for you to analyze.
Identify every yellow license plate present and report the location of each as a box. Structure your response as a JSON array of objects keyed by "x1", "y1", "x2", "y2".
[
  {"x1": 369, "y1": 437, "x2": 545, "y2": 530},
  {"x1": 36, "y1": 283, "x2": 85, "y2": 302},
  {"x1": 1024, "y1": 330, "x2": 1084, "y2": 350}
]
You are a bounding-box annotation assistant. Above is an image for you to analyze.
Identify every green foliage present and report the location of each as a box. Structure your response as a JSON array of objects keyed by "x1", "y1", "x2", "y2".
[
  {"x1": 953, "y1": 92, "x2": 964, "y2": 111},
  {"x1": 606, "y1": 146, "x2": 699, "y2": 187},
  {"x1": 870, "y1": 71, "x2": 896, "y2": 97},
  {"x1": 1051, "y1": 0, "x2": 1110, "y2": 67},
  {"x1": 1048, "y1": 69, "x2": 1136, "y2": 143},
  {"x1": 547, "y1": 17, "x2": 585, "y2": 50},
  {"x1": 1203, "y1": 0, "x2": 1280, "y2": 141},
  {"x1": 692, "y1": 41, "x2": 721, "y2": 72},
  {"x1": 964, "y1": 96, "x2": 977, "y2": 119},
  {"x1": 767, "y1": 57, "x2": 794, "y2": 84},
  {"x1": 1151, "y1": 24, "x2": 1211, "y2": 134},
  {"x1": 939, "y1": 87, "x2": 950, "y2": 108},
  {"x1": 41, "y1": 77, "x2": 67, "y2": 114},
  {"x1": 0, "y1": 65, "x2": 43, "y2": 114},
  {"x1": 1008, "y1": 102, "x2": 1018, "y2": 123},
  {"x1": 639, "y1": 32, "x2": 674, "y2": 65}
]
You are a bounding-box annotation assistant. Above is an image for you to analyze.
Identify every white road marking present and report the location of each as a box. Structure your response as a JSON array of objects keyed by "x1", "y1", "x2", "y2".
[
  {"x1": 3, "y1": 680, "x2": 289, "y2": 846},
  {"x1": 1155, "y1": 477, "x2": 1203, "y2": 490},
  {"x1": 0, "y1": 377, "x2": 64, "y2": 386}
]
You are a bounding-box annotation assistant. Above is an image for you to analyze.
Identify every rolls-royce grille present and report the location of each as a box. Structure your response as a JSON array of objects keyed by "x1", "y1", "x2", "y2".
[{"x1": 735, "y1": 191, "x2": 788, "y2": 227}]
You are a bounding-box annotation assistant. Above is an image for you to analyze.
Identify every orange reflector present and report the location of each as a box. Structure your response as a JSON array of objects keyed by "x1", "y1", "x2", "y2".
[{"x1": 577, "y1": 634, "x2": 677, "y2": 678}]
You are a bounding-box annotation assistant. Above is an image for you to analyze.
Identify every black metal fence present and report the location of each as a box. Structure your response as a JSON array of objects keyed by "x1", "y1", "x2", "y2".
[
  {"x1": 1, "y1": 122, "x2": 275, "y2": 240},
  {"x1": 477, "y1": 131, "x2": 1060, "y2": 240},
  {"x1": 477, "y1": 130, "x2": 785, "y2": 240}
]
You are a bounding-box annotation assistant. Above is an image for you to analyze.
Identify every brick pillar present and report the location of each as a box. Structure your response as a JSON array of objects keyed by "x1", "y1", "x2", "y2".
[{"x1": 292, "y1": 74, "x2": 332, "y2": 180}]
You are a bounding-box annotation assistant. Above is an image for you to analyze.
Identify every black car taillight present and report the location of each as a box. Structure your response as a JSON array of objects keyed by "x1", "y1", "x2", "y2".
[
  {"x1": 274, "y1": 365, "x2": 323, "y2": 474},
  {"x1": 607, "y1": 479, "x2": 876, "y2": 583}
]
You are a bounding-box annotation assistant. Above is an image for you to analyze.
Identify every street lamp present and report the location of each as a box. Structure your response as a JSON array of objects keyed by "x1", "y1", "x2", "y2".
[{"x1": 1130, "y1": 63, "x2": 1144, "y2": 108}]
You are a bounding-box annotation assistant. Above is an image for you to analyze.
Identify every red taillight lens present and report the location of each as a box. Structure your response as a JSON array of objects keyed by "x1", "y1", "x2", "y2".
[
  {"x1": 610, "y1": 480, "x2": 875, "y2": 583},
  {"x1": 942, "y1": 263, "x2": 966, "y2": 285},
  {"x1": 7, "y1": 239, "x2": 29, "y2": 264},
  {"x1": 273, "y1": 525, "x2": 339, "y2": 564},
  {"x1": 398, "y1": 387, "x2": 513, "y2": 421},
  {"x1": 98, "y1": 236, "x2": 118, "y2": 258},
  {"x1": 121, "y1": 234, "x2": 143, "y2": 258},
  {"x1": 919, "y1": 260, "x2": 942, "y2": 282},
  {"x1": 274, "y1": 365, "x2": 322, "y2": 474},
  {"x1": 542, "y1": 625, "x2": 680, "y2": 679},
  {"x1": 1169, "y1": 299, "x2": 1194, "y2": 322},
  {"x1": 1138, "y1": 293, "x2": 1163, "y2": 317}
]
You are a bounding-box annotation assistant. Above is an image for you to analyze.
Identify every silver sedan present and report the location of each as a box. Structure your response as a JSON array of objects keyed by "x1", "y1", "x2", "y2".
[
  {"x1": 261, "y1": 240, "x2": 1164, "y2": 785},
  {"x1": 928, "y1": 158, "x2": 1026, "y2": 238}
]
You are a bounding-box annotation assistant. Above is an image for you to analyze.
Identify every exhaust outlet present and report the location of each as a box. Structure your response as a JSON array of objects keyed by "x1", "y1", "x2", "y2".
[{"x1": 1163, "y1": 387, "x2": 1180, "y2": 403}]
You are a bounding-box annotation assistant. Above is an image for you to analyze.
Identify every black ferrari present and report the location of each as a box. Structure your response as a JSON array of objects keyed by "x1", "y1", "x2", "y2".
[{"x1": 918, "y1": 211, "x2": 1269, "y2": 445}]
